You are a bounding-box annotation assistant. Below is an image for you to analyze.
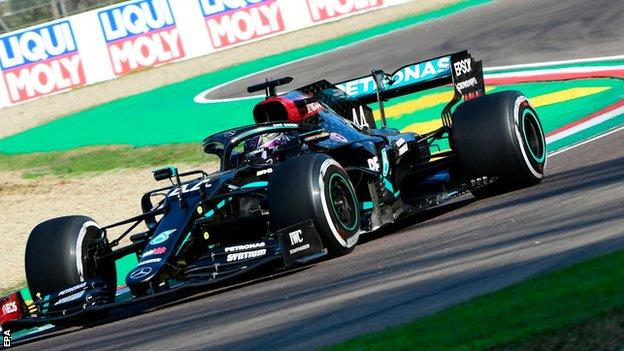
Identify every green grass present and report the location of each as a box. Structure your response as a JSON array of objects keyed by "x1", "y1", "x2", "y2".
[
  {"x1": 0, "y1": 143, "x2": 214, "y2": 178},
  {"x1": 327, "y1": 250, "x2": 624, "y2": 351},
  {"x1": 0, "y1": 281, "x2": 26, "y2": 299},
  {"x1": 494, "y1": 308, "x2": 624, "y2": 350}
]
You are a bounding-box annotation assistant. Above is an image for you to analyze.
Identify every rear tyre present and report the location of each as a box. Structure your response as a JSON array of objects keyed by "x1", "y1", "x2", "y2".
[
  {"x1": 25, "y1": 216, "x2": 116, "y2": 303},
  {"x1": 451, "y1": 90, "x2": 546, "y2": 197},
  {"x1": 269, "y1": 154, "x2": 360, "y2": 256}
]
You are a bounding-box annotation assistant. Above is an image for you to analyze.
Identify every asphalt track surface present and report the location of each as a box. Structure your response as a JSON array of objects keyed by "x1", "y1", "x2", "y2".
[{"x1": 12, "y1": 0, "x2": 624, "y2": 350}]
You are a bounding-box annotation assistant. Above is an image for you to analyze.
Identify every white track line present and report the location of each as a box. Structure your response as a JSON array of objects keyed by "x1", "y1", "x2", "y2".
[
  {"x1": 546, "y1": 104, "x2": 624, "y2": 144},
  {"x1": 485, "y1": 65, "x2": 624, "y2": 79},
  {"x1": 484, "y1": 55, "x2": 624, "y2": 72},
  {"x1": 549, "y1": 125, "x2": 624, "y2": 157}
]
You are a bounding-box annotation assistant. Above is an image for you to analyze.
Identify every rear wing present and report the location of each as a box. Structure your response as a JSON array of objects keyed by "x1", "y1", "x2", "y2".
[{"x1": 335, "y1": 50, "x2": 485, "y2": 127}]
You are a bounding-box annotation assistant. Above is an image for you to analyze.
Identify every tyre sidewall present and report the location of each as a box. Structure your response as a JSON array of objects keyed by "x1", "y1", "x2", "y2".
[
  {"x1": 310, "y1": 158, "x2": 360, "y2": 254},
  {"x1": 509, "y1": 95, "x2": 546, "y2": 181}
]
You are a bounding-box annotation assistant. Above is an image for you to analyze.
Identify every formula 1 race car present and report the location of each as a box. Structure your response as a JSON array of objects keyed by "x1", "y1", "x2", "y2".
[{"x1": 1, "y1": 50, "x2": 546, "y2": 331}]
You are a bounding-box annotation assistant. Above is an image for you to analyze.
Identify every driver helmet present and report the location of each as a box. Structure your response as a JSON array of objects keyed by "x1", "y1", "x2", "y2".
[{"x1": 244, "y1": 133, "x2": 294, "y2": 164}]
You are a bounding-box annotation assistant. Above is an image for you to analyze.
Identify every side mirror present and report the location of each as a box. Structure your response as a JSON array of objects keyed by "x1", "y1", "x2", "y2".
[{"x1": 153, "y1": 166, "x2": 178, "y2": 181}]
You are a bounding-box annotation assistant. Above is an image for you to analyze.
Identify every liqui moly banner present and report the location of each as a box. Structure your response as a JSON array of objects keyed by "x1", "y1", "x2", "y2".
[
  {"x1": 98, "y1": 0, "x2": 185, "y2": 76},
  {"x1": 199, "y1": 0, "x2": 286, "y2": 49},
  {"x1": 306, "y1": 0, "x2": 384, "y2": 22},
  {"x1": 0, "y1": 0, "x2": 412, "y2": 109},
  {"x1": 0, "y1": 21, "x2": 85, "y2": 104}
]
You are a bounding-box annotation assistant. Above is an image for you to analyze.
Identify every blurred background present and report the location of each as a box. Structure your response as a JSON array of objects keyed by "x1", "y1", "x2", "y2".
[{"x1": 0, "y1": 0, "x2": 125, "y2": 32}]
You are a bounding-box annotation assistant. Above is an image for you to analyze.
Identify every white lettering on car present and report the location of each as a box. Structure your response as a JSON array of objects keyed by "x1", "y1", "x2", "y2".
[{"x1": 226, "y1": 249, "x2": 267, "y2": 262}]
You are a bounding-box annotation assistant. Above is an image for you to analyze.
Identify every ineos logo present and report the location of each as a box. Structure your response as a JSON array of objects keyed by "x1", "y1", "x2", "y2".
[
  {"x1": 130, "y1": 266, "x2": 153, "y2": 279},
  {"x1": 1, "y1": 301, "x2": 17, "y2": 314}
]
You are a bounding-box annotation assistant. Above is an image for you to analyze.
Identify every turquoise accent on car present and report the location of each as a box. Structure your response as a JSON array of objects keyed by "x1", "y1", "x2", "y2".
[
  {"x1": 203, "y1": 197, "x2": 233, "y2": 218},
  {"x1": 381, "y1": 148, "x2": 390, "y2": 177},
  {"x1": 241, "y1": 181, "x2": 269, "y2": 189},
  {"x1": 522, "y1": 109, "x2": 546, "y2": 163},
  {"x1": 360, "y1": 201, "x2": 374, "y2": 210},
  {"x1": 382, "y1": 177, "x2": 395, "y2": 193},
  {"x1": 382, "y1": 177, "x2": 401, "y2": 198},
  {"x1": 175, "y1": 232, "x2": 193, "y2": 256},
  {"x1": 328, "y1": 173, "x2": 359, "y2": 231},
  {"x1": 337, "y1": 56, "x2": 451, "y2": 99}
]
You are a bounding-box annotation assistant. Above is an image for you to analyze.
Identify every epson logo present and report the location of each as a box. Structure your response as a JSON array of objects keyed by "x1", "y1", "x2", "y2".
[
  {"x1": 99, "y1": 0, "x2": 175, "y2": 42},
  {"x1": 454, "y1": 58, "x2": 472, "y2": 77}
]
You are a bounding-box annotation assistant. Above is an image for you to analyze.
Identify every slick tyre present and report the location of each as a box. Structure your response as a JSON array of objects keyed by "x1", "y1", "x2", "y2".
[
  {"x1": 25, "y1": 216, "x2": 116, "y2": 302},
  {"x1": 269, "y1": 154, "x2": 360, "y2": 256},
  {"x1": 451, "y1": 91, "x2": 546, "y2": 197}
]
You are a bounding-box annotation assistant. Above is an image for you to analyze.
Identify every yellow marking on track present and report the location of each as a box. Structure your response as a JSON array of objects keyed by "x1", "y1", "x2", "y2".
[
  {"x1": 374, "y1": 86, "x2": 497, "y2": 120},
  {"x1": 374, "y1": 91, "x2": 454, "y2": 120},
  {"x1": 399, "y1": 86, "x2": 611, "y2": 135},
  {"x1": 402, "y1": 120, "x2": 445, "y2": 134},
  {"x1": 529, "y1": 87, "x2": 611, "y2": 107}
]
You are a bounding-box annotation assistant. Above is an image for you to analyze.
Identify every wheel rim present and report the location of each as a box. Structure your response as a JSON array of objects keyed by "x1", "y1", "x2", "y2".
[
  {"x1": 82, "y1": 236, "x2": 100, "y2": 279},
  {"x1": 522, "y1": 109, "x2": 546, "y2": 163},
  {"x1": 328, "y1": 173, "x2": 358, "y2": 231}
]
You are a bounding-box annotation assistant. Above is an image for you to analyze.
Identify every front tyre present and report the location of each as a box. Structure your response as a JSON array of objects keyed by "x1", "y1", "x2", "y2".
[
  {"x1": 451, "y1": 91, "x2": 546, "y2": 197},
  {"x1": 269, "y1": 154, "x2": 360, "y2": 256},
  {"x1": 25, "y1": 216, "x2": 116, "y2": 302}
]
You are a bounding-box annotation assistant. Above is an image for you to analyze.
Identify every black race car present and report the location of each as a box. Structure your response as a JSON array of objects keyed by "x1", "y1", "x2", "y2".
[{"x1": 1, "y1": 51, "x2": 546, "y2": 330}]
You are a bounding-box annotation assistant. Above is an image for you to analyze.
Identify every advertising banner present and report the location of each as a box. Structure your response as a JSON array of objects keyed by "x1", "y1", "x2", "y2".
[
  {"x1": 0, "y1": 20, "x2": 85, "y2": 104},
  {"x1": 306, "y1": 0, "x2": 384, "y2": 22},
  {"x1": 0, "y1": 0, "x2": 412, "y2": 109},
  {"x1": 98, "y1": 0, "x2": 186, "y2": 76},
  {"x1": 199, "y1": 0, "x2": 286, "y2": 49}
]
